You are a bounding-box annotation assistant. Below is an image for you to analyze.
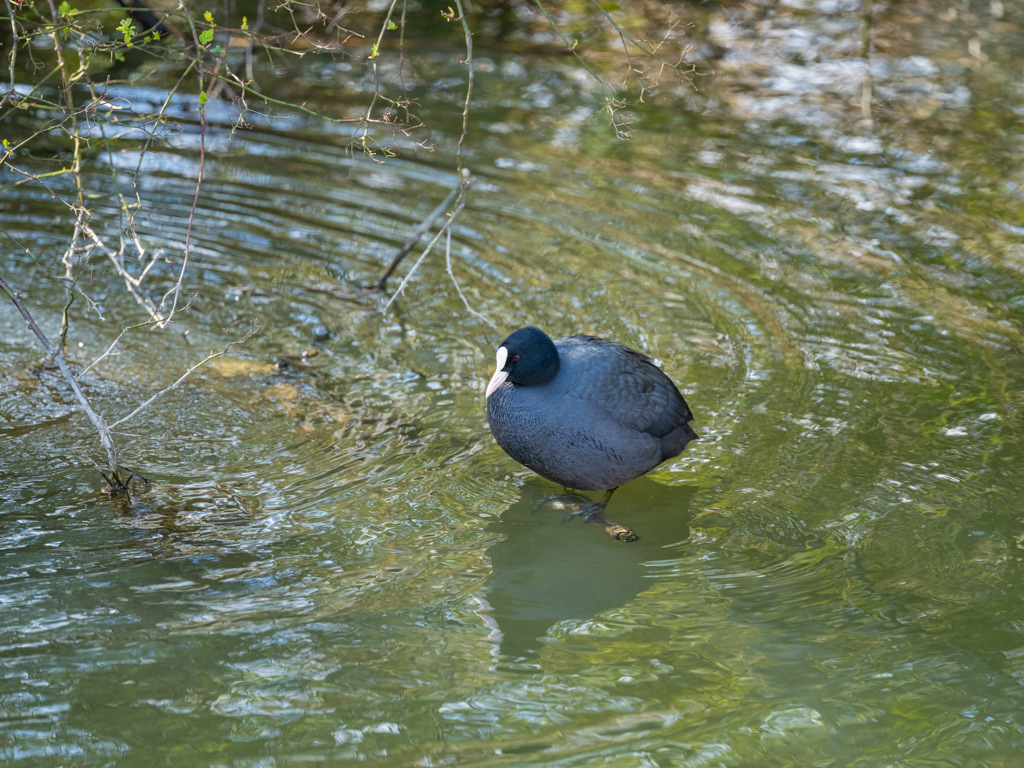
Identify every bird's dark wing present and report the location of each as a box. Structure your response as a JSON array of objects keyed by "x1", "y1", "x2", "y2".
[{"x1": 557, "y1": 336, "x2": 694, "y2": 438}]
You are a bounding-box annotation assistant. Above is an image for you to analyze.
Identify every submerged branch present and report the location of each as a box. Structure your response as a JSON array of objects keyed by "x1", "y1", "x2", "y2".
[
  {"x1": 381, "y1": 176, "x2": 469, "y2": 314},
  {"x1": 374, "y1": 182, "x2": 463, "y2": 290}
]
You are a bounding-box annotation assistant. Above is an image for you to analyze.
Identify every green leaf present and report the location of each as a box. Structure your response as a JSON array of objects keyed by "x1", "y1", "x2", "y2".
[
  {"x1": 203, "y1": 11, "x2": 214, "y2": 23},
  {"x1": 386, "y1": 20, "x2": 397, "y2": 30},
  {"x1": 199, "y1": 28, "x2": 214, "y2": 45},
  {"x1": 241, "y1": 16, "x2": 248, "y2": 31},
  {"x1": 116, "y1": 17, "x2": 136, "y2": 46},
  {"x1": 58, "y1": 1, "x2": 72, "y2": 16},
  {"x1": 199, "y1": 91, "x2": 208, "y2": 105}
]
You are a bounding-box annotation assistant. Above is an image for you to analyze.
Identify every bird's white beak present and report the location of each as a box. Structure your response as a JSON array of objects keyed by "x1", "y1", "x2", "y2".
[{"x1": 485, "y1": 346, "x2": 509, "y2": 397}]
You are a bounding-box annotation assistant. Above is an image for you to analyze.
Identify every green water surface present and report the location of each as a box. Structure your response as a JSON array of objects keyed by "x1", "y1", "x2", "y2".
[{"x1": 2, "y1": 2, "x2": 1023, "y2": 766}]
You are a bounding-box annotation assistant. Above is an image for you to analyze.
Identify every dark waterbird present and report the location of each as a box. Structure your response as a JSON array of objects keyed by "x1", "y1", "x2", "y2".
[{"x1": 485, "y1": 327, "x2": 698, "y2": 541}]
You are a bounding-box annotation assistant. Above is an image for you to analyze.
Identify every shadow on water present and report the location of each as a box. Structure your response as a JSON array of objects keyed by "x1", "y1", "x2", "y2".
[{"x1": 480, "y1": 477, "x2": 697, "y2": 661}]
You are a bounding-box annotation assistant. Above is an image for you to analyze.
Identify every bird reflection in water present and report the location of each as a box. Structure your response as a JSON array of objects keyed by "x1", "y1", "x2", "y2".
[{"x1": 477, "y1": 478, "x2": 696, "y2": 662}]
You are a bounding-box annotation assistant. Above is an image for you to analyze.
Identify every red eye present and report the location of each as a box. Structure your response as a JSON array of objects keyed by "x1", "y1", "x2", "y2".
[{"x1": 512, "y1": 355, "x2": 520, "y2": 362}]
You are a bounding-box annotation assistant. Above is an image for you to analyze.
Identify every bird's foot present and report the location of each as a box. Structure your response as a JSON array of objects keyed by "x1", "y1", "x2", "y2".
[
  {"x1": 569, "y1": 502, "x2": 605, "y2": 523},
  {"x1": 533, "y1": 495, "x2": 638, "y2": 542},
  {"x1": 586, "y1": 509, "x2": 638, "y2": 542}
]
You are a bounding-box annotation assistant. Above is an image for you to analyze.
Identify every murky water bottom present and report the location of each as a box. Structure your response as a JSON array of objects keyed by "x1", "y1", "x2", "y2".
[{"x1": 3, "y1": 2, "x2": 1024, "y2": 765}]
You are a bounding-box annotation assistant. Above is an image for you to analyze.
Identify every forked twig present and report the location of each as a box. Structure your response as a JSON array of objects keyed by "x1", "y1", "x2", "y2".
[
  {"x1": 108, "y1": 323, "x2": 258, "y2": 429},
  {"x1": 382, "y1": 172, "x2": 470, "y2": 314},
  {"x1": 375, "y1": 182, "x2": 462, "y2": 290}
]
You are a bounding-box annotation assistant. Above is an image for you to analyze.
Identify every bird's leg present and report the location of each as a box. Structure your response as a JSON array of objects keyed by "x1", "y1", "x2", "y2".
[
  {"x1": 567, "y1": 488, "x2": 614, "y2": 521},
  {"x1": 572, "y1": 488, "x2": 638, "y2": 543}
]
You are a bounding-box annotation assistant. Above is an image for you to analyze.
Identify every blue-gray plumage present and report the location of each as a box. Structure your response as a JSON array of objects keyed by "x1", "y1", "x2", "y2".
[{"x1": 485, "y1": 327, "x2": 697, "y2": 501}]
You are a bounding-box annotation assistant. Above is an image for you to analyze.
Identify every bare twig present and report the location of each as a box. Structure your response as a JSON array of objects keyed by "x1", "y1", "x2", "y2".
[
  {"x1": 377, "y1": 0, "x2": 476, "y2": 305},
  {"x1": 445, "y1": 219, "x2": 497, "y2": 329},
  {"x1": 108, "y1": 323, "x2": 258, "y2": 429},
  {"x1": 79, "y1": 221, "x2": 167, "y2": 324},
  {"x1": 452, "y1": 0, "x2": 473, "y2": 171},
  {"x1": 382, "y1": 172, "x2": 470, "y2": 314},
  {"x1": 533, "y1": 0, "x2": 696, "y2": 138},
  {"x1": 0, "y1": 274, "x2": 121, "y2": 479},
  {"x1": 361, "y1": 0, "x2": 401, "y2": 144},
  {"x1": 3, "y1": 0, "x2": 19, "y2": 98},
  {"x1": 375, "y1": 183, "x2": 462, "y2": 290},
  {"x1": 77, "y1": 317, "x2": 163, "y2": 379},
  {"x1": 3, "y1": 273, "x2": 257, "y2": 482},
  {"x1": 158, "y1": 80, "x2": 206, "y2": 324}
]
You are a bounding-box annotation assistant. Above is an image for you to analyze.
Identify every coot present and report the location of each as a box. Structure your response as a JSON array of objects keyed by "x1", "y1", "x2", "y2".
[{"x1": 485, "y1": 327, "x2": 697, "y2": 537}]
